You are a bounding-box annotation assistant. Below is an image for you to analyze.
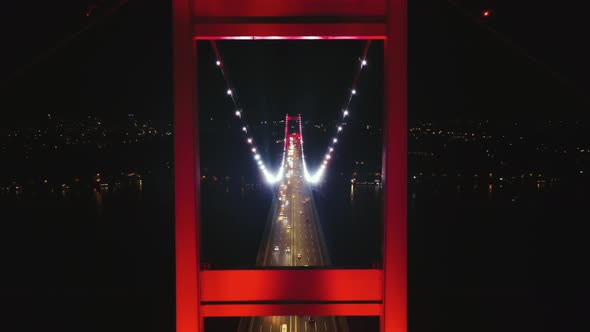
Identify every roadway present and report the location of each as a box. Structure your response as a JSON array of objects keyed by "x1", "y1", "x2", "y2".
[{"x1": 240, "y1": 134, "x2": 341, "y2": 332}]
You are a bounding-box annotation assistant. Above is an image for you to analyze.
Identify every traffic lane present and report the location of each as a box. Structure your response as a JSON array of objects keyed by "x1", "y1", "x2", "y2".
[
  {"x1": 266, "y1": 203, "x2": 294, "y2": 266},
  {"x1": 255, "y1": 144, "x2": 340, "y2": 330},
  {"x1": 293, "y1": 188, "x2": 322, "y2": 266},
  {"x1": 265, "y1": 206, "x2": 278, "y2": 265},
  {"x1": 295, "y1": 211, "x2": 321, "y2": 266},
  {"x1": 304, "y1": 203, "x2": 324, "y2": 265},
  {"x1": 266, "y1": 206, "x2": 281, "y2": 266},
  {"x1": 299, "y1": 185, "x2": 325, "y2": 265},
  {"x1": 298, "y1": 191, "x2": 323, "y2": 265},
  {"x1": 267, "y1": 184, "x2": 302, "y2": 266},
  {"x1": 255, "y1": 315, "x2": 290, "y2": 332},
  {"x1": 269, "y1": 218, "x2": 294, "y2": 266}
]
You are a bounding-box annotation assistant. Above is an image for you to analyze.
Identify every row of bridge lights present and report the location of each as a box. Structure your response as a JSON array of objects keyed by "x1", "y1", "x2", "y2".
[
  {"x1": 215, "y1": 59, "x2": 283, "y2": 183},
  {"x1": 215, "y1": 56, "x2": 367, "y2": 184},
  {"x1": 315, "y1": 58, "x2": 367, "y2": 181}
]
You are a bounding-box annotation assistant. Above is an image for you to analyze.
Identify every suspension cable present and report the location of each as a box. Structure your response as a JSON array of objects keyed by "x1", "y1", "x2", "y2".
[{"x1": 210, "y1": 40, "x2": 372, "y2": 184}]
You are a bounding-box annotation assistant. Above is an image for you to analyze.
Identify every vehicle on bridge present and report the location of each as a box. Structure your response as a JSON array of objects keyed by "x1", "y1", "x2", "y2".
[{"x1": 274, "y1": 245, "x2": 279, "y2": 251}]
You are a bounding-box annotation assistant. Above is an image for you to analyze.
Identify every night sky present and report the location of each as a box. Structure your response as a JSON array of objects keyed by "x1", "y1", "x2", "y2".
[
  {"x1": 197, "y1": 40, "x2": 383, "y2": 125},
  {"x1": 1, "y1": 1, "x2": 589, "y2": 128}
]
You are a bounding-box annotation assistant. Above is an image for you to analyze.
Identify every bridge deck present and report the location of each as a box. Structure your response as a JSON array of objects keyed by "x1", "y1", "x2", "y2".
[{"x1": 242, "y1": 134, "x2": 344, "y2": 332}]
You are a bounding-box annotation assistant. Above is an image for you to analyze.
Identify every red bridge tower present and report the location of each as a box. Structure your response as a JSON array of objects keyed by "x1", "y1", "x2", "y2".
[{"x1": 173, "y1": 1, "x2": 406, "y2": 330}]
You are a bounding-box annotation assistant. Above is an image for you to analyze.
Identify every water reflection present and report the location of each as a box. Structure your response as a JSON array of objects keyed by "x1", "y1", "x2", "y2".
[{"x1": 94, "y1": 189, "x2": 104, "y2": 216}]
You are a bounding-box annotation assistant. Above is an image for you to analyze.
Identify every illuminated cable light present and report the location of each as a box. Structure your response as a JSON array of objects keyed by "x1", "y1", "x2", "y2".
[
  {"x1": 343, "y1": 110, "x2": 349, "y2": 117},
  {"x1": 351, "y1": 89, "x2": 356, "y2": 95},
  {"x1": 326, "y1": 154, "x2": 331, "y2": 160},
  {"x1": 262, "y1": 166, "x2": 284, "y2": 185},
  {"x1": 338, "y1": 126, "x2": 342, "y2": 132},
  {"x1": 333, "y1": 138, "x2": 338, "y2": 143},
  {"x1": 305, "y1": 167, "x2": 324, "y2": 184},
  {"x1": 329, "y1": 147, "x2": 334, "y2": 152},
  {"x1": 213, "y1": 51, "x2": 289, "y2": 187},
  {"x1": 361, "y1": 59, "x2": 367, "y2": 67},
  {"x1": 312, "y1": 173, "x2": 322, "y2": 182}
]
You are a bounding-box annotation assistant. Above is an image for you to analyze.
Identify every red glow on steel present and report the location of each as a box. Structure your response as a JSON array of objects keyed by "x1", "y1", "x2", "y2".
[
  {"x1": 193, "y1": 23, "x2": 386, "y2": 39},
  {"x1": 195, "y1": 35, "x2": 386, "y2": 40},
  {"x1": 201, "y1": 303, "x2": 382, "y2": 317},
  {"x1": 174, "y1": 0, "x2": 200, "y2": 331},
  {"x1": 382, "y1": 1, "x2": 407, "y2": 331},
  {"x1": 200, "y1": 269, "x2": 382, "y2": 302},
  {"x1": 193, "y1": 0, "x2": 386, "y2": 17}
]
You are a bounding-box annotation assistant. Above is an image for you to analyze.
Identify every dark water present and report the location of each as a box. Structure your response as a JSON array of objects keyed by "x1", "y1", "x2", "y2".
[
  {"x1": 0, "y1": 178, "x2": 174, "y2": 332},
  {"x1": 1, "y1": 177, "x2": 589, "y2": 331},
  {"x1": 409, "y1": 182, "x2": 590, "y2": 332}
]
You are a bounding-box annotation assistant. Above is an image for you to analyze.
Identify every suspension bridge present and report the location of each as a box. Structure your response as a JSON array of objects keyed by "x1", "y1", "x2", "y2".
[{"x1": 210, "y1": 40, "x2": 372, "y2": 332}]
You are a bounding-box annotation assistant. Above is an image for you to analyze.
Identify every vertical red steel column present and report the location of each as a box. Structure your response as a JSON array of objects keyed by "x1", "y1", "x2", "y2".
[
  {"x1": 383, "y1": 0, "x2": 407, "y2": 331},
  {"x1": 173, "y1": 0, "x2": 200, "y2": 331}
]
